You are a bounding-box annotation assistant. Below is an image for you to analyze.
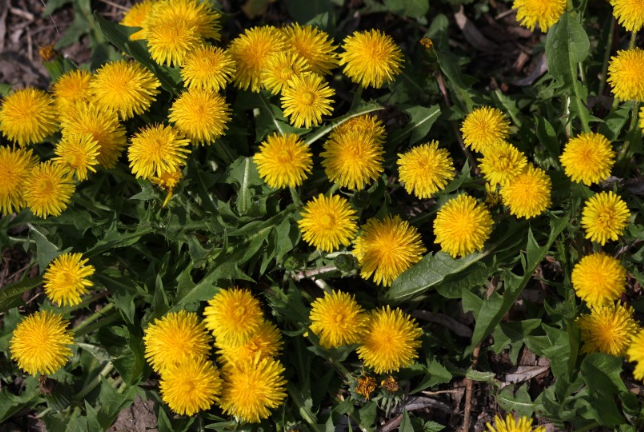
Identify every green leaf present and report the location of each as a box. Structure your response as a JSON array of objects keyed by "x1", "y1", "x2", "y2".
[
  {"x1": 383, "y1": 0, "x2": 429, "y2": 18},
  {"x1": 389, "y1": 105, "x2": 441, "y2": 145},
  {"x1": 545, "y1": 13, "x2": 590, "y2": 89},
  {"x1": 434, "y1": 50, "x2": 475, "y2": 112},
  {"x1": 0, "y1": 277, "x2": 42, "y2": 313},
  {"x1": 580, "y1": 353, "x2": 627, "y2": 426},
  {"x1": 400, "y1": 410, "x2": 416, "y2": 432},
  {"x1": 304, "y1": 100, "x2": 384, "y2": 145},
  {"x1": 286, "y1": 0, "x2": 333, "y2": 23},
  {"x1": 497, "y1": 385, "x2": 535, "y2": 417},
  {"x1": 224, "y1": 157, "x2": 263, "y2": 215},
  {"x1": 29, "y1": 224, "x2": 60, "y2": 271},
  {"x1": 535, "y1": 117, "x2": 560, "y2": 165}
]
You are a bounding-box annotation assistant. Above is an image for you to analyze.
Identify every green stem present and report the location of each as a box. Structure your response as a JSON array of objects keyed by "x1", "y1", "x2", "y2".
[
  {"x1": 572, "y1": 422, "x2": 600, "y2": 432},
  {"x1": 289, "y1": 187, "x2": 302, "y2": 207},
  {"x1": 630, "y1": 30, "x2": 637, "y2": 49},
  {"x1": 572, "y1": 77, "x2": 591, "y2": 133},
  {"x1": 327, "y1": 182, "x2": 340, "y2": 196},
  {"x1": 350, "y1": 85, "x2": 364, "y2": 110},
  {"x1": 73, "y1": 303, "x2": 116, "y2": 337},
  {"x1": 617, "y1": 101, "x2": 640, "y2": 174},
  {"x1": 74, "y1": 362, "x2": 114, "y2": 403},
  {"x1": 598, "y1": 17, "x2": 615, "y2": 98}
]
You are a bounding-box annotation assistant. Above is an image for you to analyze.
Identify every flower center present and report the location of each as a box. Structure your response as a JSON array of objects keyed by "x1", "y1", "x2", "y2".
[{"x1": 300, "y1": 91, "x2": 315, "y2": 106}]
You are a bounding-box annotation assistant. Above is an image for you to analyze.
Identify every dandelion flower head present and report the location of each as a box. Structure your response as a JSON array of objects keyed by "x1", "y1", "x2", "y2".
[
  {"x1": 0, "y1": 88, "x2": 58, "y2": 146},
  {"x1": 281, "y1": 72, "x2": 335, "y2": 129},
  {"x1": 339, "y1": 29, "x2": 403, "y2": 88},
  {"x1": 627, "y1": 329, "x2": 644, "y2": 380},
  {"x1": 608, "y1": 49, "x2": 644, "y2": 102},
  {"x1": 560, "y1": 132, "x2": 615, "y2": 185},
  {"x1": 500, "y1": 165, "x2": 551, "y2": 219},
  {"x1": 216, "y1": 320, "x2": 283, "y2": 365},
  {"x1": 181, "y1": 45, "x2": 235, "y2": 91},
  {"x1": 147, "y1": 0, "x2": 221, "y2": 41},
  {"x1": 581, "y1": 191, "x2": 630, "y2": 245},
  {"x1": 612, "y1": 0, "x2": 644, "y2": 32},
  {"x1": 478, "y1": 142, "x2": 527, "y2": 186},
  {"x1": 121, "y1": 0, "x2": 156, "y2": 40},
  {"x1": 321, "y1": 131, "x2": 384, "y2": 190},
  {"x1": 0, "y1": 146, "x2": 38, "y2": 215},
  {"x1": 128, "y1": 124, "x2": 191, "y2": 179},
  {"x1": 309, "y1": 290, "x2": 368, "y2": 348},
  {"x1": 261, "y1": 51, "x2": 310, "y2": 95},
  {"x1": 461, "y1": 106, "x2": 510, "y2": 153},
  {"x1": 160, "y1": 358, "x2": 222, "y2": 416},
  {"x1": 331, "y1": 114, "x2": 386, "y2": 144},
  {"x1": 283, "y1": 23, "x2": 339, "y2": 76},
  {"x1": 397, "y1": 141, "x2": 455, "y2": 199},
  {"x1": 51, "y1": 69, "x2": 93, "y2": 117},
  {"x1": 24, "y1": 161, "x2": 75, "y2": 219},
  {"x1": 53, "y1": 134, "x2": 100, "y2": 181},
  {"x1": 253, "y1": 132, "x2": 313, "y2": 188},
  {"x1": 203, "y1": 288, "x2": 264, "y2": 346},
  {"x1": 572, "y1": 253, "x2": 626, "y2": 307},
  {"x1": 43, "y1": 253, "x2": 95, "y2": 307},
  {"x1": 577, "y1": 302, "x2": 639, "y2": 356},
  {"x1": 229, "y1": 26, "x2": 286, "y2": 92},
  {"x1": 169, "y1": 87, "x2": 231, "y2": 144},
  {"x1": 145, "y1": 14, "x2": 199, "y2": 67},
  {"x1": 512, "y1": 0, "x2": 566, "y2": 31},
  {"x1": 298, "y1": 194, "x2": 358, "y2": 252},
  {"x1": 486, "y1": 414, "x2": 546, "y2": 432}
]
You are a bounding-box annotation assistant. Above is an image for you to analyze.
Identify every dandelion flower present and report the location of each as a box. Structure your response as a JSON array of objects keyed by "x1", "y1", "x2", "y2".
[
  {"x1": 253, "y1": 133, "x2": 312, "y2": 188},
  {"x1": 433, "y1": 194, "x2": 494, "y2": 258},
  {"x1": 581, "y1": 191, "x2": 630, "y2": 245},
  {"x1": 560, "y1": 132, "x2": 615, "y2": 185},
  {"x1": 51, "y1": 69, "x2": 93, "y2": 117},
  {"x1": 397, "y1": 141, "x2": 455, "y2": 199},
  {"x1": 478, "y1": 142, "x2": 527, "y2": 186},
  {"x1": 146, "y1": 17, "x2": 199, "y2": 67},
  {"x1": 53, "y1": 134, "x2": 100, "y2": 181},
  {"x1": 10, "y1": 311, "x2": 74, "y2": 376},
  {"x1": 282, "y1": 23, "x2": 339, "y2": 76},
  {"x1": 0, "y1": 146, "x2": 38, "y2": 215},
  {"x1": 281, "y1": 72, "x2": 335, "y2": 129},
  {"x1": 219, "y1": 356, "x2": 287, "y2": 423},
  {"x1": 261, "y1": 52, "x2": 310, "y2": 95},
  {"x1": 339, "y1": 29, "x2": 403, "y2": 88},
  {"x1": 321, "y1": 131, "x2": 384, "y2": 190},
  {"x1": 500, "y1": 165, "x2": 551, "y2": 219},
  {"x1": 627, "y1": 329, "x2": 644, "y2": 380},
  {"x1": 216, "y1": 320, "x2": 283, "y2": 365},
  {"x1": 612, "y1": 0, "x2": 644, "y2": 32},
  {"x1": 24, "y1": 161, "x2": 75, "y2": 219},
  {"x1": 160, "y1": 358, "x2": 222, "y2": 416},
  {"x1": 60, "y1": 102, "x2": 127, "y2": 169},
  {"x1": 331, "y1": 114, "x2": 386, "y2": 144},
  {"x1": 353, "y1": 215, "x2": 426, "y2": 287},
  {"x1": 0, "y1": 88, "x2": 58, "y2": 146},
  {"x1": 461, "y1": 107, "x2": 510, "y2": 153},
  {"x1": 43, "y1": 253, "x2": 94, "y2": 306},
  {"x1": 169, "y1": 88, "x2": 231, "y2": 144},
  {"x1": 357, "y1": 306, "x2": 422, "y2": 374},
  {"x1": 203, "y1": 288, "x2": 264, "y2": 346},
  {"x1": 608, "y1": 49, "x2": 644, "y2": 102},
  {"x1": 144, "y1": 310, "x2": 211, "y2": 373},
  {"x1": 121, "y1": 0, "x2": 156, "y2": 40},
  {"x1": 128, "y1": 124, "x2": 191, "y2": 179},
  {"x1": 309, "y1": 290, "x2": 368, "y2": 348},
  {"x1": 577, "y1": 303, "x2": 639, "y2": 356},
  {"x1": 152, "y1": 167, "x2": 183, "y2": 207},
  {"x1": 229, "y1": 26, "x2": 286, "y2": 92},
  {"x1": 181, "y1": 45, "x2": 235, "y2": 91},
  {"x1": 298, "y1": 194, "x2": 358, "y2": 252},
  {"x1": 572, "y1": 253, "x2": 626, "y2": 307},
  {"x1": 512, "y1": 0, "x2": 566, "y2": 31},
  {"x1": 485, "y1": 182, "x2": 502, "y2": 208},
  {"x1": 147, "y1": 0, "x2": 221, "y2": 41},
  {"x1": 486, "y1": 414, "x2": 546, "y2": 432},
  {"x1": 90, "y1": 60, "x2": 160, "y2": 120}
]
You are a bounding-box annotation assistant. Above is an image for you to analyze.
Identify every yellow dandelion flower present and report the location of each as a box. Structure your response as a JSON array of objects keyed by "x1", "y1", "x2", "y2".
[
  {"x1": 148, "y1": 0, "x2": 221, "y2": 41},
  {"x1": 128, "y1": 124, "x2": 191, "y2": 179},
  {"x1": 512, "y1": 0, "x2": 566, "y2": 31},
  {"x1": 357, "y1": 306, "x2": 422, "y2": 374},
  {"x1": 612, "y1": 0, "x2": 644, "y2": 32},
  {"x1": 478, "y1": 142, "x2": 527, "y2": 186},
  {"x1": 627, "y1": 329, "x2": 644, "y2": 380},
  {"x1": 43, "y1": 253, "x2": 94, "y2": 306},
  {"x1": 143, "y1": 310, "x2": 212, "y2": 373},
  {"x1": 53, "y1": 134, "x2": 100, "y2": 181},
  {"x1": 261, "y1": 51, "x2": 310, "y2": 95},
  {"x1": 281, "y1": 72, "x2": 335, "y2": 129},
  {"x1": 169, "y1": 88, "x2": 231, "y2": 144},
  {"x1": 397, "y1": 141, "x2": 455, "y2": 199},
  {"x1": 355, "y1": 375, "x2": 377, "y2": 400},
  {"x1": 297, "y1": 194, "x2": 358, "y2": 252},
  {"x1": 0, "y1": 88, "x2": 58, "y2": 146},
  {"x1": 24, "y1": 161, "x2": 75, "y2": 219},
  {"x1": 321, "y1": 131, "x2": 384, "y2": 190},
  {"x1": 121, "y1": 0, "x2": 156, "y2": 40},
  {"x1": 572, "y1": 253, "x2": 626, "y2": 307},
  {"x1": 500, "y1": 165, "x2": 551, "y2": 219},
  {"x1": 577, "y1": 303, "x2": 639, "y2": 356},
  {"x1": 146, "y1": 17, "x2": 199, "y2": 67},
  {"x1": 433, "y1": 194, "x2": 494, "y2": 258},
  {"x1": 216, "y1": 320, "x2": 283, "y2": 365},
  {"x1": 282, "y1": 23, "x2": 339, "y2": 76},
  {"x1": 60, "y1": 102, "x2": 127, "y2": 169},
  {"x1": 203, "y1": 288, "x2": 264, "y2": 346},
  {"x1": 461, "y1": 106, "x2": 510, "y2": 153},
  {"x1": 353, "y1": 215, "x2": 427, "y2": 287},
  {"x1": 151, "y1": 167, "x2": 183, "y2": 207},
  {"x1": 560, "y1": 132, "x2": 615, "y2": 185},
  {"x1": 10, "y1": 311, "x2": 74, "y2": 376},
  {"x1": 219, "y1": 356, "x2": 287, "y2": 423},
  {"x1": 339, "y1": 29, "x2": 403, "y2": 88},
  {"x1": 90, "y1": 60, "x2": 160, "y2": 120},
  {"x1": 51, "y1": 69, "x2": 92, "y2": 117},
  {"x1": 229, "y1": 26, "x2": 286, "y2": 92},
  {"x1": 309, "y1": 290, "x2": 368, "y2": 348},
  {"x1": 253, "y1": 133, "x2": 313, "y2": 189},
  {"x1": 0, "y1": 146, "x2": 38, "y2": 215},
  {"x1": 608, "y1": 49, "x2": 644, "y2": 102},
  {"x1": 486, "y1": 414, "x2": 546, "y2": 432},
  {"x1": 160, "y1": 358, "x2": 222, "y2": 416},
  {"x1": 581, "y1": 191, "x2": 630, "y2": 245},
  {"x1": 330, "y1": 114, "x2": 386, "y2": 144},
  {"x1": 181, "y1": 45, "x2": 235, "y2": 91},
  {"x1": 485, "y1": 182, "x2": 502, "y2": 208}
]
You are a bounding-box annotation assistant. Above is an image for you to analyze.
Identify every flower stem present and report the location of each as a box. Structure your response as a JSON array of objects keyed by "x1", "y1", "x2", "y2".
[
  {"x1": 73, "y1": 303, "x2": 116, "y2": 337},
  {"x1": 73, "y1": 362, "x2": 114, "y2": 403},
  {"x1": 598, "y1": 17, "x2": 615, "y2": 98}
]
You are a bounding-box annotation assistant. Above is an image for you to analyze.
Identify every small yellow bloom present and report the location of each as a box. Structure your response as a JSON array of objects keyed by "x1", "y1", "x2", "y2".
[
  {"x1": 146, "y1": 0, "x2": 221, "y2": 41},
  {"x1": 397, "y1": 141, "x2": 455, "y2": 198},
  {"x1": 309, "y1": 290, "x2": 368, "y2": 348},
  {"x1": 160, "y1": 358, "x2": 222, "y2": 416},
  {"x1": 128, "y1": 124, "x2": 191, "y2": 179},
  {"x1": 572, "y1": 253, "x2": 626, "y2": 307},
  {"x1": 298, "y1": 194, "x2": 358, "y2": 252},
  {"x1": 577, "y1": 302, "x2": 639, "y2": 356},
  {"x1": 339, "y1": 29, "x2": 403, "y2": 88},
  {"x1": 216, "y1": 320, "x2": 283, "y2": 365},
  {"x1": 612, "y1": 0, "x2": 644, "y2": 32},
  {"x1": 282, "y1": 23, "x2": 338, "y2": 76},
  {"x1": 486, "y1": 414, "x2": 545, "y2": 432},
  {"x1": 51, "y1": 69, "x2": 93, "y2": 117},
  {"x1": 10, "y1": 311, "x2": 74, "y2": 376},
  {"x1": 627, "y1": 329, "x2": 644, "y2": 380},
  {"x1": 203, "y1": 288, "x2": 264, "y2": 346},
  {"x1": 321, "y1": 131, "x2": 384, "y2": 190},
  {"x1": 229, "y1": 26, "x2": 286, "y2": 92},
  {"x1": 608, "y1": 49, "x2": 644, "y2": 102},
  {"x1": 353, "y1": 215, "x2": 426, "y2": 287},
  {"x1": 261, "y1": 51, "x2": 310, "y2": 95},
  {"x1": 433, "y1": 194, "x2": 494, "y2": 258},
  {"x1": 357, "y1": 306, "x2": 422, "y2": 374},
  {"x1": 478, "y1": 142, "x2": 527, "y2": 186},
  {"x1": 146, "y1": 17, "x2": 199, "y2": 67},
  {"x1": 461, "y1": 106, "x2": 510, "y2": 153},
  {"x1": 169, "y1": 88, "x2": 231, "y2": 144},
  {"x1": 253, "y1": 133, "x2": 313, "y2": 188},
  {"x1": 120, "y1": 0, "x2": 156, "y2": 40},
  {"x1": 151, "y1": 167, "x2": 183, "y2": 207},
  {"x1": 181, "y1": 45, "x2": 236, "y2": 92},
  {"x1": 560, "y1": 132, "x2": 615, "y2": 185},
  {"x1": 43, "y1": 253, "x2": 95, "y2": 306},
  {"x1": 53, "y1": 134, "x2": 100, "y2": 181},
  {"x1": 330, "y1": 114, "x2": 386, "y2": 144},
  {"x1": 0, "y1": 146, "x2": 38, "y2": 215},
  {"x1": 0, "y1": 88, "x2": 58, "y2": 146},
  {"x1": 500, "y1": 165, "x2": 551, "y2": 219},
  {"x1": 24, "y1": 161, "x2": 75, "y2": 219},
  {"x1": 581, "y1": 191, "x2": 630, "y2": 245},
  {"x1": 512, "y1": 0, "x2": 566, "y2": 31},
  {"x1": 281, "y1": 72, "x2": 335, "y2": 129}
]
